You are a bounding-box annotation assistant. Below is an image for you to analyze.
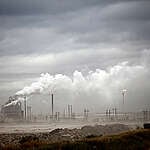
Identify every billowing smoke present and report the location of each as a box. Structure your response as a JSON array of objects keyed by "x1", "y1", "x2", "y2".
[
  {"x1": 16, "y1": 61, "x2": 145, "y2": 96},
  {"x1": 13, "y1": 61, "x2": 149, "y2": 112},
  {"x1": 3, "y1": 96, "x2": 25, "y2": 107}
]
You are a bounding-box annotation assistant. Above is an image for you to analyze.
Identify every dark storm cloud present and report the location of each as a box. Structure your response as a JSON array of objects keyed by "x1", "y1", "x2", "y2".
[
  {"x1": 57, "y1": 1, "x2": 150, "y2": 46},
  {"x1": 0, "y1": 0, "x2": 144, "y2": 16},
  {"x1": 0, "y1": 0, "x2": 150, "y2": 57},
  {"x1": 0, "y1": 0, "x2": 104, "y2": 15}
]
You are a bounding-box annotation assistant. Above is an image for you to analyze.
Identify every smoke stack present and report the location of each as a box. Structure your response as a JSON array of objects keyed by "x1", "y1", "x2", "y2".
[
  {"x1": 70, "y1": 105, "x2": 72, "y2": 119},
  {"x1": 24, "y1": 96, "x2": 27, "y2": 120},
  {"x1": 68, "y1": 105, "x2": 71, "y2": 119},
  {"x1": 51, "y1": 93, "x2": 54, "y2": 119}
]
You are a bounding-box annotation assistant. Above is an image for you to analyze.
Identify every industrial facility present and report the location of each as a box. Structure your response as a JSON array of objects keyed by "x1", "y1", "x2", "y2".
[
  {"x1": 1, "y1": 96, "x2": 24, "y2": 120},
  {"x1": 0, "y1": 93, "x2": 150, "y2": 123}
]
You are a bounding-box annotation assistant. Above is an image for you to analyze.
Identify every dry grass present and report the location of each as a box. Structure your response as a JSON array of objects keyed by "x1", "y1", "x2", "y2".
[{"x1": 1, "y1": 129, "x2": 150, "y2": 150}]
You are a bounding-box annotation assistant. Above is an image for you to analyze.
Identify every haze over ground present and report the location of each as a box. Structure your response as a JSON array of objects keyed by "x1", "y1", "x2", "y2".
[{"x1": 0, "y1": 0, "x2": 150, "y2": 113}]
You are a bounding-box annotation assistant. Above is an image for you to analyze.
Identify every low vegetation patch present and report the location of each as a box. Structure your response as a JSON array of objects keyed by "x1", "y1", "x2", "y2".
[{"x1": 1, "y1": 129, "x2": 150, "y2": 150}]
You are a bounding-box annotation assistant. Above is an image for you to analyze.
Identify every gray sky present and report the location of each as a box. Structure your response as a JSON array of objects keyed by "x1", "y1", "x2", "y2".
[{"x1": 0, "y1": 0, "x2": 150, "y2": 113}]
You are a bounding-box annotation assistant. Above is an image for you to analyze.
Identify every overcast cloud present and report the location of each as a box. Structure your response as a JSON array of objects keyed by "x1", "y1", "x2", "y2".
[{"x1": 0, "y1": 0, "x2": 150, "y2": 113}]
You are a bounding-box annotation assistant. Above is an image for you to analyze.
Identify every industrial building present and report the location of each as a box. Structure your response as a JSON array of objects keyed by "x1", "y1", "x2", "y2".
[{"x1": 1, "y1": 96, "x2": 24, "y2": 120}]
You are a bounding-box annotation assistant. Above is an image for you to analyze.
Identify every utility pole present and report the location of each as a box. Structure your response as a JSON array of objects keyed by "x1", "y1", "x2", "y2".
[
  {"x1": 121, "y1": 89, "x2": 127, "y2": 113},
  {"x1": 122, "y1": 92, "x2": 125, "y2": 105}
]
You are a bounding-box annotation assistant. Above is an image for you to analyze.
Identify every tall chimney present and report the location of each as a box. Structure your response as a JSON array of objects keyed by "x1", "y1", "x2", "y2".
[
  {"x1": 68, "y1": 105, "x2": 70, "y2": 119},
  {"x1": 51, "y1": 94, "x2": 54, "y2": 119},
  {"x1": 24, "y1": 96, "x2": 27, "y2": 120},
  {"x1": 70, "y1": 105, "x2": 72, "y2": 119}
]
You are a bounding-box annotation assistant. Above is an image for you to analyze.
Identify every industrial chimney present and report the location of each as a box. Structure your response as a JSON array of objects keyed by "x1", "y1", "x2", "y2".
[
  {"x1": 51, "y1": 93, "x2": 54, "y2": 119},
  {"x1": 24, "y1": 96, "x2": 27, "y2": 120}
]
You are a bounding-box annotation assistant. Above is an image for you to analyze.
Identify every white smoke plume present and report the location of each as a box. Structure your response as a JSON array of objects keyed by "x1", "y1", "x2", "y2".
[
  {"x1": 3, "y1": 97, "x2": 25, "y2": 107},
  {"x1": 16, "y1": 61, "x2": 145, "y2": 96},
  {"x1": 13, "y1": 61, "x2": 150, "y2": 112}
]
